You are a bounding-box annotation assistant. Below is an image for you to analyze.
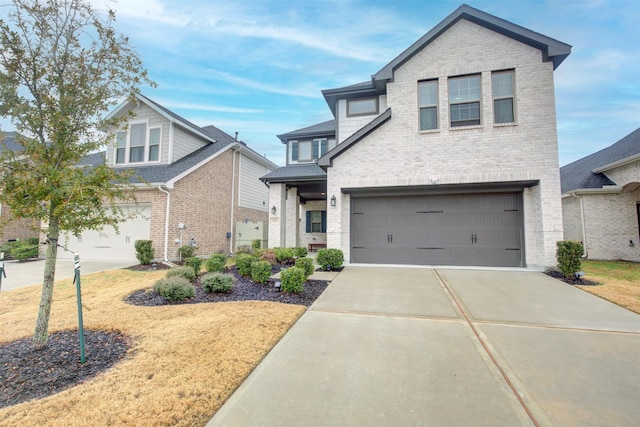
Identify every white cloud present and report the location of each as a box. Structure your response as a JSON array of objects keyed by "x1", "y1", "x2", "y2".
[{"x1": 206, "y1": 70, "x2": 321, "y2": 98}]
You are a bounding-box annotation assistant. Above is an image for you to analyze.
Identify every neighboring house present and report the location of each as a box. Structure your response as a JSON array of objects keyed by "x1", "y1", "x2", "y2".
[
  {"x1": 262, "y1": 4, "x2": 571, "y2": 269},
  {"x1": 6, "y1": 94, "x2": 277, "y2": 262},
  {"x1": 560, "y1": 128, "x2": 640, "y2": 261},
  {"x1": 0, "y1": 132, "x2": 40, "y2": 243}
]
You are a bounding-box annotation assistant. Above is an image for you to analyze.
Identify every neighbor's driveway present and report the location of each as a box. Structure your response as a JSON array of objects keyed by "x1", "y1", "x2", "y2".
[
  {"x1": 209, "y1": 267, "x2": 640, "y2": 427},
  {"x1": 0, "y1": 258, "x2": 134, "y2": 291}
]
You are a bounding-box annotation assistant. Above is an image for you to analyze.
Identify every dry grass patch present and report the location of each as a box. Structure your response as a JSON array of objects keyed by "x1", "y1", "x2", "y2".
[
  {"x1": 576, "y1": 260, "x2": 640, "y2": 314},
  {"x1": 0, "y1": 269, "x2": 305, "y2": 426}
]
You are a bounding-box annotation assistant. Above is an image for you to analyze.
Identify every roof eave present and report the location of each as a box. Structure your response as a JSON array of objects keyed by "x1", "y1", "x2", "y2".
[{"x1": 592, "y1": 153, "x2": 640, "y2": 174}]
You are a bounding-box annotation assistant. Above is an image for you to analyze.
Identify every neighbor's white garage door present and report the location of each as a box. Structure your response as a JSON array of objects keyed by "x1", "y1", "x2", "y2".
[{"x1": 59, "y1": 205, "x2": 151, "y2": 262}]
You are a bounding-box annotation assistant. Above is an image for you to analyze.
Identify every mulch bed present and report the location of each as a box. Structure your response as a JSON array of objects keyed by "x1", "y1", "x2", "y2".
[
  {"x1": 0, "y1": 329, "x2": 130, "y2": 409},
  {"x1": 124, "y1": 266, "x2": 330, "y2": 307},
  {"x1": 544, "y1": 269, "x2": 600, "y2": 286}
]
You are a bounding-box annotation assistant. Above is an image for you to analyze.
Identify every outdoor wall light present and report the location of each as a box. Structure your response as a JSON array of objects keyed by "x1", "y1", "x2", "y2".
[
  {"x1": 330, "y1": 195, "x2": 336, "y2": 207},
  {"x1": 271, "y1": 206, "x2": 277, "y2": 214}
]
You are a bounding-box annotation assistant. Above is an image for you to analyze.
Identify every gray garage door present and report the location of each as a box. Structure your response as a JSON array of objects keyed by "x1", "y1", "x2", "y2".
[{"x1": 351, "y1": 193, "x2": 524, "y2": 267}]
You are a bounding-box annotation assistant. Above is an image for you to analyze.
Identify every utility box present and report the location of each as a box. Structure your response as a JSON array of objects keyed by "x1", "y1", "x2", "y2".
[{"x1": 235, "y1": 220, "x2": 268, "y2": 249}]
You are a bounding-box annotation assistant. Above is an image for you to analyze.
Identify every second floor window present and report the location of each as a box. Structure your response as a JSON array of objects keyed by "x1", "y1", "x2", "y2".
[
  {"x1": 291, "y1": 139, "x2": 329, "y2": 162},
  {"x1": 492, "y1": 70, "x2": 515, "y2": 124},
  {"x1": 115, "y1": 122, "x2": 161, "y2": 164},
  {"x1": 449, "y1": 74, "x2": 481, "y2": 127},
  {"x1": 347, "y1": 98, "x2": 378, "y2": 117},
  {"x1": 418, "y1": 80, "x2": 438, "y2": 130}
]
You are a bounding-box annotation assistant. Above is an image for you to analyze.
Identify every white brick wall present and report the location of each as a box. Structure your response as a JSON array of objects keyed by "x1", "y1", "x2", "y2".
[
  {"x1": 337, "y1": 95, "x2": 388, "y2": 143},
  {"x1": 299, "y1": 200, "x2": 328, "y2": 249},
  {"x1": 326, "y1": 19, "x2": 564, "y2": 268}
]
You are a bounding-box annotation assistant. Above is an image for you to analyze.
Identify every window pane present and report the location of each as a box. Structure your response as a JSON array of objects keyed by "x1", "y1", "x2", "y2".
[
  {"x1": 348, "y1": 99, "x2": 377, "y2": 115},
  {"x1": 130, "y1": 123, "x2": 146, "y2": 147},
  {"x1": 494, "y1": 98, "x2": 514, "y2": 123},
  {"x1": 299, "y1": 141, "x2": 312, "y2": 160},
  {"x1": 116, "y1": 148, "x2": 125, "y2": 164},
  {"x1": 149, "y1": 127, "x2": 160, "y2": 145},
  {"x1": 116, "y1": 131, "x2": 126, "y2": 148},
  {"x1": 449, "y1": 75, "x2": 480, "y2": 102},
  {"x1": 311, "y1": 211, "x2": 321, "y2": 222},
  {"x1": 148, "y1": 145, "x2": 159, "y2": 161},
  {"x1": 492, "y1": 71, "x2": 513, "y2": 97},
  {"x1": 130, "y1": 146, "x2": 144, "y2": 162},
  {"x1": 418, "y1": 81, "x2": 437, "y2": 105},
  {"x1": 420, "y1": 107, "x2": 437, "y2": 130},
  {"x1": 450, "y1": 102, "x2": 480, "y2": 127},
  {"x1": 311, "y1": 223, "x2": 322, "y2": 232}
]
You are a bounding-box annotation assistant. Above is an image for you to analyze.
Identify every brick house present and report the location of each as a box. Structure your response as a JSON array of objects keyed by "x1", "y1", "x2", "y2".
[
  {"x1": 262, "y1": 4, "x2": 571, "y2": 269},
  {"x1": 561, "y1": 128, "x2": 640, "y2": 261},
  {"x1": 56, "y1": 94, "x2": 278, "y2": 262}
]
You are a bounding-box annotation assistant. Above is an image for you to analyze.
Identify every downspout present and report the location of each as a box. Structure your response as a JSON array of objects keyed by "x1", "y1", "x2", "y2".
[
  {"x1": 229, "y1": 147, "x2": 238, "y2": 254},
  {"x1": 158, "y1": 185, "x2": 171, "y2": 261},
  {"x1": 572, "y1": 193, "x2": 588, "y2": 258}
]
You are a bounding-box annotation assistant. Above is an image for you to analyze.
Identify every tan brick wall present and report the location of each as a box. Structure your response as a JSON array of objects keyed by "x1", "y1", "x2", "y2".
[
  {"x1": 0, "y1": 205, "x2": 39, "y2": 242},
  {"x1": 603, "y1": 160, "x2": 640, "y2": 189},
  {"x1": 326, "y1": 19, "x2": 564, "y2": 268},
  {"x1": 561, "y1": 195, "x2": 584, "y2": 242}
]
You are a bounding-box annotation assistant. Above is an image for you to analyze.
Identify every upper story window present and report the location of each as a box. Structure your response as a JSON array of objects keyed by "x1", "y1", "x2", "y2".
[
  {"x1": 115, "y1": 122, "x2": 161, "y2": 165},
  {"x1": 347, "y1": 98, "x2": 378, "y2": 117},
  {"x1": 418, "y1": 79, "x2": 438, "y2": 130},
  {"x1": 492, "y1": 70, "x2": 515, "y2": 124},
  {"x1": 448, "y1": 74, "x2": 481, "y2": 127},
  {"x1": 291, "y1": 138, "x2": 329, "y2": 163}
]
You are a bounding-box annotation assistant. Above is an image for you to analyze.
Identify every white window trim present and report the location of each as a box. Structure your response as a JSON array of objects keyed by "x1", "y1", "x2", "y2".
[
  {"x1": 114, "y1": 120, "x2": 162, "y2": 165},
  {"x1": 448, "y1": 74, "x2": 482, "y2": 128}
]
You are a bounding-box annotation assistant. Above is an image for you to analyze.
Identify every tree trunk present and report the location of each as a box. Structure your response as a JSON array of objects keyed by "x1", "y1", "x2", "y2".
[{"x1": 32, "y1": 216, "x2": 60, "y2": 349}]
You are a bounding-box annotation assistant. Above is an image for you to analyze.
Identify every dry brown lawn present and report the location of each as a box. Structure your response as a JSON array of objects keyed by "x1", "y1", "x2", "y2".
[
  {"x1": 576, "y1": 260, "x2": 640, "y2": 314},
  {"x1": 0, "y1": 269, "x2": 305, "y2": 426}
]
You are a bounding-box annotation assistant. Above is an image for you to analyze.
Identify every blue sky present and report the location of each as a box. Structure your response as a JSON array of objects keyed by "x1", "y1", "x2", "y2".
[{"x1": 5, "y1": 0, "x2": 640, "y2": 167}]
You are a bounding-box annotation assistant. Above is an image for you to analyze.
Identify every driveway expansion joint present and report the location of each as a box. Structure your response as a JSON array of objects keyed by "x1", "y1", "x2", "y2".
[{"x1": 308, "y1": 307, "x2": 464, "y2": 322}]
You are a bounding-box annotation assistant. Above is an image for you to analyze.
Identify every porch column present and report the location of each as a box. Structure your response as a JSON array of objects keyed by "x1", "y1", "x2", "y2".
[
  {"x1": 285, "y1": 186, "x2": 300, "y2": 248},
  {"x1": 268, "y1": 183, "x2": 287, "y2": 248}
]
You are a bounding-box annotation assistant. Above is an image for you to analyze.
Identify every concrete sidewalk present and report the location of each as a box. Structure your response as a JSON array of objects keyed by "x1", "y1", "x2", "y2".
[
  {"x1": 0, "y1": 258, "x2": 135, "y2": 291},
  {"x1": 209, "y1": 266, "x2": 640, "y2": 426}
]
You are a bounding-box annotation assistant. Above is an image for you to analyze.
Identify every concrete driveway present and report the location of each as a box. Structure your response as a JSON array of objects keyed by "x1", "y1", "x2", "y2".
[
  {"x1": 0, "y1": 258, "x2": 135, "y2": 291},
  {"x1": 209, "y1": 267, "x2": 640, "y2": 427}
]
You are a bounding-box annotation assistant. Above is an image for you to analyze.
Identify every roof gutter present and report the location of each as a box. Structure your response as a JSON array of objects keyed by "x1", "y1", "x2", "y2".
[{"x1": 563, "y1": 186, "x2": 622, "y2": 196}]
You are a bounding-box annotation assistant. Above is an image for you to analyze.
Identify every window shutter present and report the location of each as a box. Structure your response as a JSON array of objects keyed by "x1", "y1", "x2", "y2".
[
  {"x1": 306, "y1": 211, "x2": 311, "y2": 233},
  {"x1": 321, "y1": 211, "x2": 327, "y2": 233},
  {"x1": 320, "y1": 139, "x2": 328, "y2": 156},
  {"x1": 312, "y1": 140, "x2": 319, "y2": 160},
  {"x1": 292, "y1": 142, "x2": 298, "y2": 161}
]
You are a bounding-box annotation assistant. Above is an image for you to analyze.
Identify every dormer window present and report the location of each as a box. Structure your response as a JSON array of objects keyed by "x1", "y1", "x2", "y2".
[
  {"x1": 347, "y1": 98, "x2": 378, "y2": 117},
  {"x1": 115, "y1": 121, "x2": 161, "y2": 165}
]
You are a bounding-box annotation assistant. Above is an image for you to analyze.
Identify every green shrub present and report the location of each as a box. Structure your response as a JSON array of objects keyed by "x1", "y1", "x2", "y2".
[
  {"x1": 280, "y1": 267, "x2": 305, "y2": 293},
  {"x1": 26, "y1": 237, "x2": 39, "y2": 245},
  {"x1": 184, "y1": 257, "x2": 203, "y2": 274},
  {"x1": 316, "y1": 248, "x2": 344, "y2": 271},
  {"x1": 293, "y1": 247, "x2": 308, "y2": 258},
  {"x1": 201, "y1": 273, "x2": 234, "y2": 293},
  {"x1": 178, "y1": 245, "x2": 197, "y2": 259},
  {"x1": 166, "y1": 266, "x2": 197, "y2": 282},
  {"x1": 252, "y1": 239, "x2": 261, "y2": 250},
  {"x1": 11, "y1": 240, "x2": 39, "y2": 261},
  {"x1": 556, "y1": 241, "x2": 584, "y2": 278},
  {"x1": 205, "y1": 254, "x2": 226, "y2": 273},
  {"x1": 134, "y1": 240, "x2": 154, "y2": 265},
  {"x1": 274, "y1": 247, "x2": 295, "y2": 264},
  {"x1": 260, "y1": 250, "x2": 277, "y2": 265},
  {"x1": 236, "y1": 253, "x2": 257, "y2": 277},
  {"x1": 235, "y1": 245, "x2": 253, "y2": 255},
  {"x1": 251, "y1": 260, "x2": 272, "y2": 284},
  {"x1": 295, "y1": 257, "x2": 315, "y2": 278},
  {"x1": 153, "y1": 277, "x2": 195, "y2": 301}
]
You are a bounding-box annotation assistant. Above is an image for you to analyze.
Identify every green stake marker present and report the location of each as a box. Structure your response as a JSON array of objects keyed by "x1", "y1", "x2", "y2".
[{"x1": 73, "y1": 253, "x2": 86, "y2": 363}]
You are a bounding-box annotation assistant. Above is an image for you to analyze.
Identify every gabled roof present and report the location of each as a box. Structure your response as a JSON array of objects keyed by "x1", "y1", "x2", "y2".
[
  {"x1": 107, "y1": 93, "x2": 217, "y2": 144},
  {"x1": 560, "y1": 127, "x2": 640, "y2": 194},
  {"x1": 375, "y1": 4, "x2": 571, "y2": 83},
  {"x1": 277, "y1": 119, "x2": 336, "y2": 142},
  {"x1": 318, "y1": 108, "x2": 392, "y2": 168}
]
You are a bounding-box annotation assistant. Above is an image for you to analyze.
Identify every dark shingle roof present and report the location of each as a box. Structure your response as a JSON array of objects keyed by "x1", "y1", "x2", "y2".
[
  {"x1": 560, "y1": 127, "x2": 640, "y2": 194},
  {"x1": 260, "y1": 164, "x2": 326, "y2": 183},
  {"x1": 277, "y1": 120, "x2": 336, "y2": 142}
]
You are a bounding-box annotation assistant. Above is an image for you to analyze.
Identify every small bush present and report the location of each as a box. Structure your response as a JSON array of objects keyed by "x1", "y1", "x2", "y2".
[
  {"x1": 316, "y1": 248, "x2": 344, "y2": 271},
  {"x1": 184, "y1": 257, "x2": 203, "y2": 274},
  {"x1": 260, "y1": 250, "x2": 277, "y2": 265},
  {"x1": 134, "y1": 240, "x2": 154, "y2": 265},
  {"x1": 26, "y1": 237, "x2": 39, "y2": 245},
  {"x1": 252, "y1": 239, "x2": 261, "y2": 250},
  {"x1": 251, "y1": 260, "x2": 272, "y2": 284},
  {"x1": 295, "y1": 257, "x2": 315, "y2": 278},
  {"x1": 274, "y1": 247, "x2": 295, "y2": 264},
  {"x1": 166, "y1": 266, "x2": 197, "y2": 282},
  {"x1": 556, "y1": 240, "x2": 584, "y2": 278},
  {"x1": 202, "y1": 273, "x2": 234, "y2": 293},
  {"x1": 178, "y1": 245, "x2": 197, "y2": 259},
  {"x1": 153, "y1": 277, "x2": 195, "y2": 301},
  {"x1": 9, "y1": 240, "x2": 39, "y2": 261},
  {"x1": 280, "y1": 267, "x2": 305, "y2": 293},
  {"x1": 205, "y1": 254, "x2": 226, "y2": 273},
  {"x1": 236, "y1": 253, "x2": 257, "y2": 277},
  {"x1": 293, "y1": 247, "x2": 308, "y2": 258}
]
